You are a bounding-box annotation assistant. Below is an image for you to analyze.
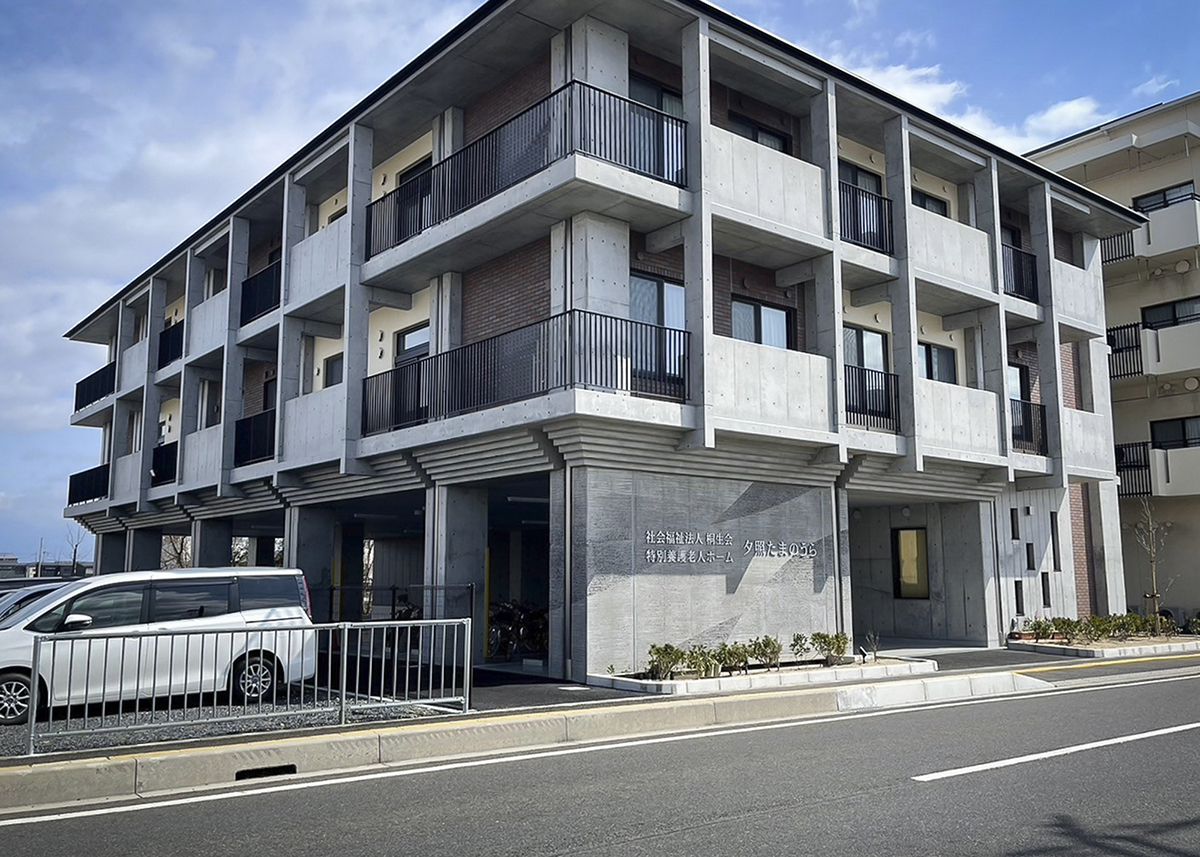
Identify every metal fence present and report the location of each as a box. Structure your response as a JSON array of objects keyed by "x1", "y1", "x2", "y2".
[
  {"x1": 23, "y1": 618, "x2": 471, "y2": 755},
  {"x1": 239, "y1": 261, "x2": 282, "y2": 325},
  {"x1": 234, "y1": 409, "x2": 276, "y2": 466},
  {"x1": 1010, "y1": 398, "x2": 1047, "y2": 455},
  {"x1": 1101, "y1": 231, "x2": 1135, "y2": 265},
  {"x1": 1107, "y1": 322, "x2": 1143, "y2": 379},
  {"x1": 310, "y1": 583, "x2": 476, "y2": 624},
  {"x1": 74, "y1": 361, "x2": 116, "y2": 411},
  {"x1": 844, "y1": 364, "x2": 900, "y2": 432},
  {"x1": 1001, "y1": 243, "x2": 1038, "y2": 302},
  {"x1": 366, "y1": 80, "x2": 687, "y2": 258},
  {"x1": 1115, "y1": 441, "x2": 1152, "y2": 497},
  {"x1": 362, "y1": 309, "x2": 690, "y2": 435},
  {"x1": 838, "y1": 182, "x2": 894, "y2": 255}
]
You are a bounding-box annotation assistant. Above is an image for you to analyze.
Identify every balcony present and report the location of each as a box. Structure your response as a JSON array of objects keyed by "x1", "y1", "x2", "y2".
[
  {"x1": 188, "y1": 290, "x2": 229, "y2": 357},
  {"x1": 915, "y1": 380, "x2": 1001, "y2": 459},
  {"x1": 1133, "y1": 195, "x2": 1200, "y2": 260},
  {"x1": 839, "y1": 182, "x2": 893, "y2": 255},
  {"x1": 1010, "y1": 399, "x2": 1047, "y2": 455},
  {"x1": 366, "y1": 81, "x2": 687, "y2": 260},
  {"x1": 908, "y1": 207, "x2": 990, "y2": 287},
  {"x1": 711, "y1": 338, "x2": 831, "y2": 437},
  {"x1": 1002, "y1": 244, "x2": 1038, "y2": 302},
  {"x1": 180, "y1": 425, "x2": 221, "y2": 488},
  {"x1": 234, "y1": 409, "x2": 276, "y2": 466},
  {"x1": 74, "y1": 361, "x2": 116, "y2": 411},
  {"x1": 157, "y1": 323, "x2": 184, "y2": 369},
  {"x1": 1101, "y1": 232, "x2": 1134, "y2": 265},
  {"x1": 1142, "y1": 318, "x2": 1200, "y2": 376},
  {"x1": 844, "y1": 365, "x2": 900, "y2": 433},
  {"x1": 67, "y1": 463, "x2": 110, "y2": 506},
  {"x1": 240, "y1": 261, "x2": 282, "y2": 326},
  {"x1": 362, "y1": 310, "x2": 690, "y2": 435},
  {"x1": 1150, "y1": 442, "x2": 1200, "y2": 497},
  {"x1": 1051, "y1": 259, "x2": 1103, "y2": 330},
  {"x1": 1115, "y1": 441, "x2": 1151, "y2": 497},
  {"x1": 1107, "y1": 322, "x2": 1143, "y2": 379},
  {"x1": 288, "y1": 217, "x2": 349, "y2": 309},
  {"x1": 150, "y1": 441, "x2": 178, "y2": 487}
]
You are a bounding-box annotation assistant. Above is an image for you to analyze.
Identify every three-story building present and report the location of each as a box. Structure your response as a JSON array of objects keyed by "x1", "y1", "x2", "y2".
[{"x1": 64, "y1": 0, "x2": 1142, "y2": 679}]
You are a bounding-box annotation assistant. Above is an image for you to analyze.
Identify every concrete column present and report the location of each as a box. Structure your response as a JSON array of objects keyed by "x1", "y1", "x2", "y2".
[
  {"x1": 179, "y1": 250, "x2": 205, "y2": 451},
  {"x1": 285, "y1": 506, "x2": 338, "y2": 623},
  {"x1": 430, "y1": 273, "x2": 462, "y2": 354},
  {"x1": 252, "y1": 536, "x2": 276, "y2": 567},
  {"x1": 190, "y1": 519, "x2": 233, "y2": 567},
  {"x1": 275, "y1": 316, "x2": 305, "y2": 463},
  {"x1": 978, "y1": 304, "x2": 1013, "y2": 456},
  {"x1": 137, "y1": 277, "x2": 167, "y2": 510},
  {"x1": 337, "y1": 522, "x2": 365, "y2": 622},
  {"x1": 974, "y1": 157, "x2": 1003, "y2": 295},
  {"x1": 281, "y1": 173, "x2": 307, "y2": 306},
  {"x1": 568, "y1": 16, "x2": 628, "y2": 94},
  {"x1": 1090, "y1": 480, "x2": 1126, "y2": 614},
  {"x1": 681, "y1": 19, "x2": 715, "y2": 449},
  {"x1": 883, "y1": 115, "x2": 921, "y2": 469},
  {"x1": 548, "y1": 468, "x2": 568, "y2": 679},
  {"x1": 428, "y1": 484, "x2": 488, "y2": 661},
  {"x1": 341, "y1": 123, "x2": 374, "y2": 475},
  {"x1": 567, "y1": 212, "x2": 630, "y2": 316},
  {"x1": 126, "y1": 528, "x2": 162, "y2": 572},
  {"x1": 96, "y1": 532, "x2": 126, "y2": 574},
  {"x1": 218, "y1": 217, "x2": 250, "y2": 493},
  {"x1": 1028, "y1": 183, "x2": 1066, "y2": 486},
  {"x1": 432, "y1": 108, "x2": 464, "y2": 162}
]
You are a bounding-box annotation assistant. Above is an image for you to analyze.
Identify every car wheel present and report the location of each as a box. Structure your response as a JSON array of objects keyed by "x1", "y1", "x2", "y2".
[
  {"x1": 232, "y1": 655, "x2": 279, "y2": 704},
  {"x1": 0, "y1": 672, "x2": 33, "y2": 726}
]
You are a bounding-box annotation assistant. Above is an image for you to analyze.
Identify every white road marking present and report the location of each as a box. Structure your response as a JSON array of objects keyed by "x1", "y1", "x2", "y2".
[
  {"x1": 1, "y1": 671, "x2": 1197, "y2": 828},
  {"x1": 913, "y1": 720, "x2": 1200, "y2": 782}
]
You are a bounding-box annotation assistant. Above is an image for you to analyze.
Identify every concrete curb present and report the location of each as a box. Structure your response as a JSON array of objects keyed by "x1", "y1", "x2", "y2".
[
  {"x1": 1006, "y1": 638, "x2": 1200, "y2": 658},
  {"x1": 0, "y1": 669, "x2": 1052, "y2": 812},
  {"x1": 588, "y1": 657, "x2": 938, "y2": 694}
]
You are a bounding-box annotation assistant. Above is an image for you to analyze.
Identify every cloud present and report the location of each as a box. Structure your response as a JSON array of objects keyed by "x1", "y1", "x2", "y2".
[
  {"x1": 849, "y1": 62, "x2": 967, "y2": 114},
  {"x1": 894, "y1": 29, "x2": 935, "y2": 56},
  {"x1": 1131, "y1": 74, "x2": 1179, "y2": 99}
]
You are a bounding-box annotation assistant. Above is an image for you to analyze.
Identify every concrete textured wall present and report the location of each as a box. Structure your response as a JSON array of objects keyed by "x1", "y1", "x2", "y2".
[
  {"x1": 710, "y1": 336, "x2": 830, "y2": 433},
  {"x1": 995, "y1": 486, "x2": 1077, "y2": 625},
  {"x1": 575, "y1": 468, "x2": 838, "y2": 674},
  {"x1": 908, "y1": 206, "x2": 990, "y2": 286},
  {"x1": 914, "y1": 378, "x2": 1001, "y2": 458},
  {"x1": 849, "y1": 502, "x2": 991, "y2": 643}
]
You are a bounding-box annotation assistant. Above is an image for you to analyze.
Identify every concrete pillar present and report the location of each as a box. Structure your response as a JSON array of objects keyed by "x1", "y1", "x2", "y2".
[
  {"x1": 337, "y1": 522, "x2": 365, "y2": 622},
  {"x1": 137, "y1": 277, "x2": 167, "y2": 510},
  {"x1": 551, "y1": 212, "x2": 630, "y2": 316},
  {"x1": 974, "y1": 157, "x2": 1003, "y2": 296},
  {"x1": 548, "y1": 468, "x2": 569, "y2": 680},
  {"x1": 883, "y1": 114, "x2": 921, "y2": 469},
  {"x1": 978, "y1": 304, "x2": 1013, "y2": 456},
  {"x1": 191, "y1": 518, "x2": 233, "y2": 567},
  {"x1": 96, "y1": 532, "x2": 126, "y2": 574},
  {"x1": 567, "y1": 16, "x2": 628, "y2": 94},
  {"x1": 430, "y1": 273, "x2": 462, "y2": 354},
  {"x1": 285, "y1": 506, "x2": 338, "y2": 623},
  {"x1": 252, "y1": 536, "x2": 276, "y2": 567},
  {"x1": 218, "y1": 217, "x2": 250, "y2": 492},
  {"x1": 1028, "y1": 183, "x2": 1066, "y2": 485},
  {"x1": 432, "y1": 108, "x2": 464, "y2": 163},
  {"x1": 341, "y1": 123, "x2": 373, "y2": 474},
  {"x1": 1091, "y1": 480, "x2": 1126, "y2": 614},
  {"x1": 680, "y1": 19, "x2": 715, "y2": 449},
  {"x1": 428, "y1": 484, "x2": 488, "y2": 661},
  {"x1": 127, "y1": 528, "x2": 162, "y2": 572}
]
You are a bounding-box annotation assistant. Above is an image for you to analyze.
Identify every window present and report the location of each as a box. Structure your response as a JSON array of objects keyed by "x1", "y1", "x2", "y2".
[
  {"x1": 325, "y1": 206, "x2": 347, "y2": 226},
  {"x1": 1001, "y1": 225, "x2": 1022, "y2": 248},
  {"x1": 199, "y1": 378, "x2": 222, "y2": 429},
  {"x1": 1014, "y1": 580, "x2": 1025, "y2": 616},
  {"x1": 238, "y1": 576, "x2": 302, "y2": 611},
  {"x1": 893, "y1": 529, "x2": 929, "y2": 599},
  {"x1": 629, "y1": 76, "x2": 685, "y2": 183},
  {"x1": 65, "y1": 586, "x2": 146, "y2": 630},
  {"x1": 1026, "y1": 542, "x2": 1036, "y2": 571},
  {"x1": 1141, "y1": 296, "x2": 1200, "y2": 331},
  {"x1": 395, "y1": 323, "x2": 431, "y2": 367},
  {"x1": 262, "y1": 378, "x2": 277, "y2": 410},
  {"x1": 631, "y1": 274, "x2": 687, "y2": 381},
  {"x1": 151, "y1": 581, "x2": 231, "y2": 623},
  {"x1": 1132, "y1": 181, "x2": 1195, "y2": 213},
  {"x1": 918, "y1": 342, "x2": 957, "y2": 383},
  {"x1": 911, "y1": 189, "x2": 948, "y2": 217},
  {"x1": 1041, "y1": 572, "x2": 1052, "y2": 610},
  {"x1": 1050, "y1": 512, "x2": 1061, "y2": 571},
  {"x1": 1007, "y1": 363, "x2": 1031, "y2": 400},
  {"x1": 204, "y1": 268, "x2": 227, "y2": 299},
  {"x1": 323, "y1": 353, "x2": 344, "y2": 389},
  {"x1": 1150, "y1": 416, "x2": 1200, "y2": 450},
  {"x1": 1010, "y1": 508, "x2": 1020, "y2": 541},
  {"x1": 838, "y1": 160, "x2": 883, "y2": 195},
  {"x1": 843, "y1": 325, "x2": 888, "y2": 371},
  {"x1": 732, "y1": 299, "x2": 789, "y2": 349},
  {"x1": 727, "y1": 114, "x2": 787, "y2": 153},
  {"x1": 128, "y1": 409, "x2": 143, "y2": 455},
  {"x1": 395, "y1": 156, "x2": 434, "y2": 240}
]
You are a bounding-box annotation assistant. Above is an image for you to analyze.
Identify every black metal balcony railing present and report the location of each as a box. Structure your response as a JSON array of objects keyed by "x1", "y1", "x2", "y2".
[
  {"x1": 362, "y1": 310, "x2": 690, "y2": 436},
  {"x1": 366, "y1": 81, "x2": 687, "y2": 259},
  {"x1": 1115, "y1": 441, "x2": 1152, "y2": 498},
  {"x1": 1101, "y1": 231, "x2": 1135, "y2": 265},
  {"x1": 838, "y1": 182, "x2": 894, "y2": 255},
  {"x1": 74, "y1": 361, "x2": 117, "y2": 412},
  {"x1": 844, "y1": 365, "x2": 900, "y2": 433},
  {"x1": 150, "y1": 441, "x2": 178, "y2": 487},
  {"x1": 240, "y1": 261, "x2": 282, "y2": 326},
  {"x1": 67, "y1": 463, "x2": 110, "y2": 506},
  {"x1": 1107, "y1": 322, "x2": 1143, "y2": 379},
  {"x1": 1010, "y1": 398, "x2": 1047, "y2": 455},
  {"x1": 233, "y1": 409, "x2": 276, "y2": 467},
  {"x1": 1001, "y1": 244, "x2": 1039, "y2": 302},
  {"x1": 157, "y1": 322, "x2": 184, "y2": 369}
]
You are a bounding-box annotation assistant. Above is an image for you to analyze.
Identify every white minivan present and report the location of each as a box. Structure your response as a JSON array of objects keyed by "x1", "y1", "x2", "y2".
[{"x1": 0, "y1": 567, "x2": 316, "y2": 725}]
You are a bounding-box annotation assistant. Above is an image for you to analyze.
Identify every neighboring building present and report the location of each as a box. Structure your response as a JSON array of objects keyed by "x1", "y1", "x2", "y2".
[
  {"x1": 63, "y1": 0, "x2": 1141, "y2": 678},
  {"x1": 1032, "y1": 93, "x2": 1200, "y2": 624},
  {"x1": 0, "y1": 554, "x2": 20, "y2": 578}
]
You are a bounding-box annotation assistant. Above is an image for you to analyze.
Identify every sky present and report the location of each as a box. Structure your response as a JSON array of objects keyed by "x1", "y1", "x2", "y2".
[{"x1": 0, "y1": 0, "x2": 1197, "y2": 564}]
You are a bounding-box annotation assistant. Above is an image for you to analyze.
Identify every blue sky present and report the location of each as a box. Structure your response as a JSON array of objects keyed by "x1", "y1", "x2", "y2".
[{"x1": 0, "y1": 0, "x2": 1197, "y2": 564}]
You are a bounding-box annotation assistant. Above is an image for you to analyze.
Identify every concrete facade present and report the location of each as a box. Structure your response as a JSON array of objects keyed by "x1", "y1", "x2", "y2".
[
  {"x1": 1032, "y1": 92, "x2": 1200, "y2": 623},
  {"x1": 64, "y1": 0, "x2": 1140, "y2": 679}
]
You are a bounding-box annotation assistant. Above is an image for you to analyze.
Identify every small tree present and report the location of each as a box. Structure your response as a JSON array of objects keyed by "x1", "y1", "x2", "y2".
[
  {"x1": 1133, "y1": 498, "x2": 1173, "y2": 635},
  {"x1": 64, "y1": 524, "x2": 88, "y2": 575},
  {"x1": 162, "y1": 535, "x2": 192, "y2": 569}
]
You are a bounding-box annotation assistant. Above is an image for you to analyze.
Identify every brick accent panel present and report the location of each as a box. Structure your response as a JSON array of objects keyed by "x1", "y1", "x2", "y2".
[
  {"x1": 630, "y1": 231, "x2": 684, "y2": 282},
  {"x1": 1060, "y1": 341, "x2": 1080, "y2": 410},
  {"x1": 1070, "y1": 483, "x2": 1097, "y2": 617},
  {"x1": 242, "y1": 360, "x2": 276, "y2": 418},
  {"x1": 999, "y1": 208, "x2": 1032, "y2": 251},
  {"x1": 1007, "y1": 342, "x2": 1041, "y2": 404},
  {"x1": 461, "y1": 238, "x2": 551, "y2": 345},
  {"x1": 629, "y1": 47, "x2": 682, "y2": 93},
  {"x1": 463, "y1": 56, "x2": 551, "y2": 145}
]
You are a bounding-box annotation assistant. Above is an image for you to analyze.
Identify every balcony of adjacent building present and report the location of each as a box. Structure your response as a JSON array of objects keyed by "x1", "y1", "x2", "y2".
[
  {"x1": 1102, "y1": 181, "x2": 1200, "y2": 266},
  {"x1": 360, "y1": 309, "x2": 690, "y2": 442},
  {"x1": 1117, "y1": 416, "x2": 1200, "y2": 498},
  {"x1": 1108, "y1": 297, "x2": 1200, "y2": 380},
  {"x1": 360, "y1": 79, "x2": 690, "y2": 292}
]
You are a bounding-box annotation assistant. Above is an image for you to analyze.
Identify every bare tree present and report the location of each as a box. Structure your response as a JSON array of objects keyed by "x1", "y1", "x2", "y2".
[
  {"x1": 231, "y1": 537, "x2": 250, "y2": 567},
  {"x1": 161, "y1": 535, "x2": 192, "y2": 569},
  {"x1": 64, "y1": 524, "x2": 88, "y2": 575},
  {"x1": 1133, "y1": 497, "x2": 1174, "y2": 634}
]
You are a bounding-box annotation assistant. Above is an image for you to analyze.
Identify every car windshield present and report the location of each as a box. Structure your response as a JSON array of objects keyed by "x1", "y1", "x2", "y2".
[
  {"x1": 0, "y1": 585, "x2": 64, "y2": 622},
  {"x1": 0, "y1": 580, "x2": 89, "y2": 630}
]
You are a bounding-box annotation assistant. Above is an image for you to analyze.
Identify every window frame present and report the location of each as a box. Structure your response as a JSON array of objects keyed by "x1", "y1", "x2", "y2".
[
  {"x1": 1132, "y1": 181, "x2": 1196, "y2": 213},
  {"x1": 322, "y1": 352, "x2": 344, "y2": 389},
  {"x1": 911, "y1": 189, "x2": 949, "y2": 217},
  {"x1": 394, "y1": 322, "x2": 431, "y2": 367},
  {"x1": 1149, "y1": 415, "x2": 1200, "y2": 450},
  {"x1": 33, "y1": 584, "x2": 149, "y2": 633},
  {"x1": 892, "y1": 528, "x2": 930, "y2": 600},
  {"x1": 844, "y1": 324, "x2": 889, "y2": 372},
  {"x1": 726, "y1": 113, "x2": 788, "y2": 154},
  {"x1": 838, "y1": 160, "x2": 883, "y2": 195},
  {"x1": 918, "y1": 341, "x2": 957, "y2": 384},
  {"x1": 731, "y1": 297, "x2": 792, "y2": 350},
  {"x1": 1141, "y1": 296, "x2": 1200, "y2": 331}
]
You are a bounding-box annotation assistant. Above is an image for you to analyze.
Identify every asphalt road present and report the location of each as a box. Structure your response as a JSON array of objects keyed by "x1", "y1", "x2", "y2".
[{"x1": 5, "y1": 669, "x2": 1200, "y2": 856}]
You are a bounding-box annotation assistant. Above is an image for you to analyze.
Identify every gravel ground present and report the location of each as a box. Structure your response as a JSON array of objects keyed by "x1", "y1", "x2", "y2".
[{"x1": 0, "y1": 686, "x2": 454, "y2": 758}]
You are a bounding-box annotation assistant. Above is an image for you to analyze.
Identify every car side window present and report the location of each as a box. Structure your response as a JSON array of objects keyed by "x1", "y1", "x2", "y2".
[
  {"x1": 29, "y1": 603, "x2": 67, "y2": 633},
  {"x1": 68, "y1": 587, "x2": 146, "y2": 630},
  {"x1": 151, "y1": 581, "x2": 232, "y2": 623}
]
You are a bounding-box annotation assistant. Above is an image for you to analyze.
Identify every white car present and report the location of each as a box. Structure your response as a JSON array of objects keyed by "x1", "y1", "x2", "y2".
[{"x1": 0, "y1": 567, "x2": 317, "y2": 725}]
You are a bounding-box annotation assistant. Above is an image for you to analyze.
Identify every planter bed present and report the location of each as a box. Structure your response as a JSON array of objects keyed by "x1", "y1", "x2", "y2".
[
  {"x1": 588, "y1": 656, "x2": 938, "y2": 695},
  {"x1": 1006, "y1": 635, "x2": 1200, "y2": 659}
]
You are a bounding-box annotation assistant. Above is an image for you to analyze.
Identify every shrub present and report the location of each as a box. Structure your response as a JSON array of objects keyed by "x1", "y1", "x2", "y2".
[
  {"x1": 1158, "y1": 614, "x2": 1179, "y2": 639},
  {"x1": 811, "y1": 631, "x2": 849, "y2": 666},
  {"x1": 716, "y1": 642, "x2": 750, "y2": 675},
  {"x1": 749, "y1": 636, "x2": 783, "y2": 671},
  {"x1": 790, "y1": 633, "x2": 812, "y2": 662},
  {"x1": 1109, "y1": 613, "x2": 1141, "y2": 641},
  {"x1": 684, "y1": 644, "x2": 720, "y2": 678},
  {"x1": 1027, "y1": 618, "x2": 1054, "y2": 642},
  {"x1": 1051, "y1": 617, "x2": 1083, "y2": 645},
  {"x1": 1084, "y1": 614, "x2": 1110, "y2": 642},
  {"x1": 1188, "y1": 617, "x2": 1200, "y2": 636},
  {"x1": 647, "y1": 643, "x2": 684, "y2": 681}
]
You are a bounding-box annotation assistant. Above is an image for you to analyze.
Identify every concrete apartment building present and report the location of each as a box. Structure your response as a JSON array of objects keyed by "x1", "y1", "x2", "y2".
[
  {"x1": 63, "y1": 0, "x2": 1142, "y2": 679},
  {"x1": 1032, "y1": 94, "x2": 1200, "y2": 624}
]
